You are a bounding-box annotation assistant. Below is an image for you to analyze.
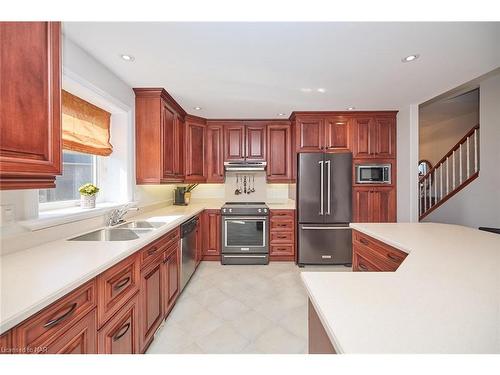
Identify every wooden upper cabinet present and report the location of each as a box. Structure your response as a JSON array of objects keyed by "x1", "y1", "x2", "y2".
[
  {"x1": 295, "y1": 116, "x2": 324, "y2": 152},
  {"x1": 352, "y1": 114, "x2": 396, "y2": 158},
  {"x1": 245, "y1": 124, "x2": 266, "y2": 161},
  {"x1": 267, "y1": 122, "x2": 293, "y2": 182},
  {"x1": 353, "y1": 186, "x2": 396, "y2": 223},
  {"x1": 185, "y1": 116, "x2": 206, "y2": 182},
  {"x1": 206, "y1": 123, "x2": 224, "y2": 183},
  {"x1": 134, "y1": 88, "x2": 186, "y2": 184},
  {"x1": 0, "y1": 22, "x2": 62, "y2": 190},
  {"x1": 324, "y1": 116, "x2": 351, "y2": 152},
  {"x1": 224, "y1": 123, "x2": 246, "y2": 161}
]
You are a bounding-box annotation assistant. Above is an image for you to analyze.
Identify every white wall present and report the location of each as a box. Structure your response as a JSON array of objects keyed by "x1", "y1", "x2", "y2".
[
  {"x1": 396, "y1": 105, "x2": 420, "y2": 222},
  {"x1": 422, "y1": 72, "x2": 500, "y2": 228}
]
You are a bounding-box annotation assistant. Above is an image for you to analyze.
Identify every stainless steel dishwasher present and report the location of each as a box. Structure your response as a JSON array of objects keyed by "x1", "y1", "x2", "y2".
[{"x1": 180, "y1": 216, "x2": 198, "y2": 291}]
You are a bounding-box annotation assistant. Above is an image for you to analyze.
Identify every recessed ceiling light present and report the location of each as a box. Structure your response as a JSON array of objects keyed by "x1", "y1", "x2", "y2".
[
  {"x1": 194, "y1": 106, "x2": 202, "y2": 110},
  {"x1": 347, "y1": 107, "x2": 355, "y2": 111},
  {"x1": 120, "y1": 54, "x2": 135, "y2": 62},
  {"x1": 300, "y1": 88, "x2": 313, "y2": 93},
  {"x1": 317, "y1": 88, "x2": 326, "y2": 93},
  {"x1": 402, "y1": 54, "x2": 419, "y2": 63}
]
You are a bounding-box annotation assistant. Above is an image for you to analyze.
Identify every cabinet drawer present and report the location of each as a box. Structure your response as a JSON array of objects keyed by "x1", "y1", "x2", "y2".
[
  {"x1": 97, "y1": 254, "x2": 140, "y2": 328},
  {"x1": 270, "y1": 220, "x2": 294, "y2": 231},
  {"x1": 14, "y1": 280, "x2": 96, "y2": 351},
  {"x1": 270, "y1": 244, "x2": 295, "y2": 256},
  {"x1": 270, "y1": 231, "x2": 294, "y2": 244},
  {"x1": 353, "y1": 252, "x2": 381, "y2": 272},
  {"x1": 353, "y1": 231, "x2": 407, "y2": 268},
  {"x1": 270, "y1": 210, "x2": 295, "y2": 221},
  {"x1": 98, "y1": 293, "x2": 140, "y2": 354},
  {"x1": 139, "y1": 228, "x2": 179, "y2": 268},
  {"x1": 353, "y1": 244, "x2": 395, "y2": 272}
]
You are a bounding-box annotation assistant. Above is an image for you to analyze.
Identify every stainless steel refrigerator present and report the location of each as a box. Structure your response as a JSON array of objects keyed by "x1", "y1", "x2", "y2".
[{"x1": 297, "y1": 152, "x2": 352, "y2": 265}]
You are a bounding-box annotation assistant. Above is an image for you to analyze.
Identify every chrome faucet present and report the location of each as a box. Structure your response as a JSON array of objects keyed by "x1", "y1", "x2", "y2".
[{"x1": 106, "y1": 205, "x2": 139, "y2": 227}]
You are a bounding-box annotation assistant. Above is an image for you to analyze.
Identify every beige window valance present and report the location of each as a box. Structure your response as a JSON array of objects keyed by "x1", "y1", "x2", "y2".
[{"x1": 62, "y1": 90, "x2": 113, "y2": 156}]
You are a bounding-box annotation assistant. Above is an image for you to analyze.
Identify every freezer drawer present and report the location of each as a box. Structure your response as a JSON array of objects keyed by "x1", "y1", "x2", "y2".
[{"x1": 298, "y1": 224, "x2": 352, "y2": 265}]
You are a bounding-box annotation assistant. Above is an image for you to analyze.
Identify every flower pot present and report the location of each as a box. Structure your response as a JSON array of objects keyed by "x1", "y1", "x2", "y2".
[{"x1": 81, "y1": 195, "x2": 96, "y2": 209}]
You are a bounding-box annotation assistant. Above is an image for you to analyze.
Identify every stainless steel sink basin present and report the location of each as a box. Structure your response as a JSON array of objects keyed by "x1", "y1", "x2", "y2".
[
  {"x1": 116, "y1": 221, "x2": 166, "y2": 229},
  {"x1": 68, "y1": 228, "x2": 140, "y2": 242}
]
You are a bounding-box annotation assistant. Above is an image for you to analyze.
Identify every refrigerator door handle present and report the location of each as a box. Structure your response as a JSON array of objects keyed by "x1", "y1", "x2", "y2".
[
  {"x1": 325, "y1": 160, "x2": 331, "y2": 215},
  {"x1": 301, "y1": 226, "x2": 351, "y2": 230},
  {"x1": 319, "y1": 160, "x2": 324, "y2": 215}
]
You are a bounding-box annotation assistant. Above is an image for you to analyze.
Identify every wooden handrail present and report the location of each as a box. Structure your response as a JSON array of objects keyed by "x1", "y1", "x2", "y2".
[{"x1": 419, "y1": 124, "x2": 479, "y2": 183}]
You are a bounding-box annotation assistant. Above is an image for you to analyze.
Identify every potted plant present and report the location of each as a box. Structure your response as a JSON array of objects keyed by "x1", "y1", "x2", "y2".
[{"x1": 79, "y1": 183, "x2": 100, "y2": 209}]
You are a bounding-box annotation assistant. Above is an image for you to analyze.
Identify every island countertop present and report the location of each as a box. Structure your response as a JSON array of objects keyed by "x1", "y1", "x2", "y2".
[{"x1": 301, "y1": 223, "x2": 500, "y2": 353}]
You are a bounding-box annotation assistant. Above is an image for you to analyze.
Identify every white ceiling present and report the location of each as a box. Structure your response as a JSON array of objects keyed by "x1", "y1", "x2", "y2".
[{"x1": 63, "y1": 22, "x2": 500, "y2": 119}]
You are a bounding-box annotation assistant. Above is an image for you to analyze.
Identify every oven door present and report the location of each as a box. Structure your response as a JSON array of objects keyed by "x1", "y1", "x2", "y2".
[{"x1": 222, "y1": 216, "x2": 268, "y2": 254}]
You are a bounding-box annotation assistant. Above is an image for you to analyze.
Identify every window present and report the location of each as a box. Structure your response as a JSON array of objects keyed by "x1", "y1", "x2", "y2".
[{"x1": 39, "y1": 151, "x2": 97, "y2": 205}]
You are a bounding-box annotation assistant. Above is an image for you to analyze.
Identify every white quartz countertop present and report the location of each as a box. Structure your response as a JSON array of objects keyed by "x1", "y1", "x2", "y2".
[
  {"x1": 301, "y1": 223, "x2": 500, "y2": 353},
  {"x1": 0, "y1": 199, "x2": 295, "y2": 334}
]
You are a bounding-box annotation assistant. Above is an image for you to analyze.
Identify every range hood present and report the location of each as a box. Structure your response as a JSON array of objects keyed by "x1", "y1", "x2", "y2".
[{"x1": 224, "y1": 161, "x2": 267, "y2": 171}]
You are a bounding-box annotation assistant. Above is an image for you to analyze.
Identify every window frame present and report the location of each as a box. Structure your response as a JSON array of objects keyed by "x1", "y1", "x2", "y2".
[{"x1": 38, "y1": 151, "x2": 99, "y2": 211}]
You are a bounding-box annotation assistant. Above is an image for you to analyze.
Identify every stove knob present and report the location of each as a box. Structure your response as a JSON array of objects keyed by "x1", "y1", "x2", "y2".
[
  {"x1": 229, "y1": 208, "x2": 232, "y2": 213},
  {"x1": 263, "y1": 208, "x2": 268, "y2": 213},
  {"x1": 258, "y1": 209, "x2": 262, "y2": 213},
  {"x1": 222, "y1": 208, "x2": 226, "y2": 213}
]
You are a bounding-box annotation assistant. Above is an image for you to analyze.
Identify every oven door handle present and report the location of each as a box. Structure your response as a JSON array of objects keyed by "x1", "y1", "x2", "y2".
[{"x1": 223, "y1": 217, "x2": 268, "y2": 220}]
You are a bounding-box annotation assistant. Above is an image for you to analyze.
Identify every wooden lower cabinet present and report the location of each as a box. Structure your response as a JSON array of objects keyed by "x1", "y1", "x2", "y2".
[
  {"x1": 269, "y1": 209, "x2": 296, "y2": 261},
  {"x1": 352, "y1": 230, "x2": 407, "y2": 272},
  {"x1": 45, "y1": 310, "x2": 97, "y2": 354},
  {"x1": 162, "y1": 244, "x2": 180, "y2": 316},
  {"x1": 196, "y1": 215, "x2": 203, "y2": 266},
  {"x1": 1, "y1": 332, "x2": 12, "y2": 354},
  {"x1": 202, "y1": 209, "x2": 221, "y2": 260},
  {"x1": 138, "y1": 254, "x2": 164, "y2": 353},
  {"x1": 98, "y1": 293, "x2": 140, "y2": 354},
  {"x1": 353, "y1": 186, "x2": 396, "y2": 223}
]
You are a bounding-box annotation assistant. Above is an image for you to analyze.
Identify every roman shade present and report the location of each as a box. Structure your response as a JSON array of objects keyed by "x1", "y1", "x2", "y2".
[{"x1": 62, "y1": 90, "x2": 113, "y2": 156}]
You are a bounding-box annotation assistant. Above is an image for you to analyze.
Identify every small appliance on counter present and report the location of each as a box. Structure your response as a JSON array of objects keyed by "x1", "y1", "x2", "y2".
[{"x1": 174, "y1": 184, "x2": 198, "y2": 206}]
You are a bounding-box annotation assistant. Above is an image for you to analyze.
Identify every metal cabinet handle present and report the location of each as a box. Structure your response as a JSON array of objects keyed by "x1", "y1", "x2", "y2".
[
  {"x1": 114, "y1": 277, "x2": 131, "y2": 290},
  {"x1": 387, "y1": 253, "x2": 400, "y2": 261},
  {"x1": 147, "y1": 246, "x2": 158, "y2": 255},
  {"x1": 359, "y1": 238, "x2": 369, "y2": 246},
  {"x1": 302, "y1": 226, "x2": 350, "y2": 230},
  {"x1": 359, "y1": 263, "x2": 368, "y2": 271},
  {"x1": 43, "y1": 302, "x2": 77, "y2": 328},
  {"x1": 113, "y1": 323, "x2": 131, "y2": 341},
  {"x1": 326, "y1": 160, "x2": 331, "y2": 215},
  {"x1": 277, "y1": 235, "x2": 288, "y2": 239},
  {"x1": 319, "y1": 160, "x2": 324, "y2": 215}
]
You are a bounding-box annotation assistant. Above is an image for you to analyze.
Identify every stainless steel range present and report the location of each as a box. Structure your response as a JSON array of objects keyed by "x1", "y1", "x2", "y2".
[{"x1": 221, "y1": 202, "x2": 269, "y2": 265}]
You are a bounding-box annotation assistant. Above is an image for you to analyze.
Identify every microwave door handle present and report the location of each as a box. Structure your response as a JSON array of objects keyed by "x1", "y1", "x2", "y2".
[
  {"x1": 319, "y1": 160, "x2": 324, "y2": 215},
  {"x1": 325, "y1": 160, "x2": 331, "y2": 215}
]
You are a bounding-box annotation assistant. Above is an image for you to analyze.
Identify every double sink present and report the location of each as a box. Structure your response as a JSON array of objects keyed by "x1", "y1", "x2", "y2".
[{"x1": 68, "y1": 221, "x2": 166, "y2": 241}]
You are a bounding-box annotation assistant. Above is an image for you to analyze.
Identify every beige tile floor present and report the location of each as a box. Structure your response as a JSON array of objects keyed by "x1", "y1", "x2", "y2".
[{"x1": 147, "y1": 261, "x2": 351, "y2": 354}]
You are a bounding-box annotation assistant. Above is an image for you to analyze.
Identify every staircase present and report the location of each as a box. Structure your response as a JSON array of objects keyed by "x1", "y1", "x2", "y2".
[{"x1": 419, "y1": 124, "x2": 480, "y2": 220}]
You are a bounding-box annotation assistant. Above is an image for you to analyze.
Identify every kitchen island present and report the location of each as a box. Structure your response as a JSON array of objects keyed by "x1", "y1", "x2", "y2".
[{"x1": 301, "y1": 223, "x2": 500, "y2": 353}]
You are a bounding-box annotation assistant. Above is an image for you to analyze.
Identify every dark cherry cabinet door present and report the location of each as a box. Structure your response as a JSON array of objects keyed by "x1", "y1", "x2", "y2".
[
  {"x1": 373, "y1": 116, "x2": 396, "y2": 158},
  {"x1": 162, "y1": 245, "x2": 179, "y2": 315},
  {"x1": 295, "y1": 117, "x2": 324, "y2": 152},
  {"x1": 371, "y1": 187, "x2": 396, "y2": 222},
  {"x1": 245, "y1": 124, "x2": 266, "y2": 161},
  {"x1": 161, "y1": 104, "x2": 176, "y2": 179},
  {"x1": 267, "y1": 123, "x2": 292, "y2": 182},
  {"x1": 353, "y1": 187, "x2": 372, "y2": 223},
  {"x1": 206, "y1": 124, "x2": 224, "y2": 182},
  {"x1": 46, "y1": 310, "x2": 97, "y2": 354},
  {"x1": 0, "y1": 22, "x2": 62, "y2": 190},
  {"x1": 185, "y1": 119, "x2": 206, "y2": 182},
  {"x1": 98, "y1": 293, "x2": 140, "y2": 354},
  {"x1": 224, "y1": 124, "x2": 246, "y2": 161},
  {"x1": 324, "y1": 116, "x2": 351, "y2": 152},
  {"x1": 202, "y1": 210, "x2": 221, "y2": 258},
  {"x1": 139, "y1": 256, "x2": 163, "y2": 353},
  {"x1": 352, "y1": 117, "x2": 373, "y2": 158}
]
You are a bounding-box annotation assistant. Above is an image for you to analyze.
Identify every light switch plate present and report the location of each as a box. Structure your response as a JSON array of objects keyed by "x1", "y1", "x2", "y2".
[{"x1": 0, "y1": 204, "x2": 15, "y2": 226}]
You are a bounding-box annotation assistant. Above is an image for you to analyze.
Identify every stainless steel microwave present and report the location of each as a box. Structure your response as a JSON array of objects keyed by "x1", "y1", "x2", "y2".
[{"x1": 355, "y1": 164, "x2": 391, "y2": 184}]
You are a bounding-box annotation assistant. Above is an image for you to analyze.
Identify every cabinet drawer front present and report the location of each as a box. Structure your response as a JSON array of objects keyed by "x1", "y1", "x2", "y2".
[
  {"x1": 270, "y1": 244, "x2": 295, "y2": 256},
  {"x1": 139, "y1": 228, "x2": 179, "y2": 268},
  {"x1": 353, "y1": 231, "x2": 407, "y2": 267},
  {"x1": 270, "y1": 231, "x2": 294, "y2": 244},
  {"x1": 46, "y1": 310, "x2": 97, "y2": 354},
  {"x1": 270, "y1": 219, "x2": 294, "y2": 231},
  {"x1": 98, "y1": 293, "x2": 139, "y2": 354},
  {"x1": 353, "y1": 244, "x2": 396, "y2": 272},
  {"x1": 270, "y1": 210, "x2": 295, "y2": 221},
  {"x1": 353, "y1": 252, "x2": 380, "y2": 272},
  {"x1": 97, "y1": 255, "x2": 139, "y2": 328},
  {"x1": 14, "y1": 280, "x2": 96, "y2": 350}
]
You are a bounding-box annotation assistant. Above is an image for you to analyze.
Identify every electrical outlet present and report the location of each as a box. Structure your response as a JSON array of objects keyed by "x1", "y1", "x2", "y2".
[{"x1": 0, "y1": 204, "x2": 15, "y2": 226}]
